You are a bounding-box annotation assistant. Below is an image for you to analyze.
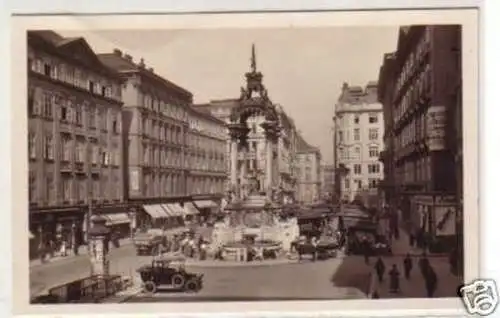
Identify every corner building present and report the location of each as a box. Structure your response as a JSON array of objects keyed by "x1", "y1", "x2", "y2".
[
  {"x1": 295, "y1": 135, "x2": 322, "y2": 204},
  {"x1": 333, "y1": 82, "x2": 384, "y2": 206},
  {"x1": 27, "y1": 31, "x2": 125, "y2": 257},
  {"x1": 377, "y1": 26, "x2": 462, "y2": 252}
]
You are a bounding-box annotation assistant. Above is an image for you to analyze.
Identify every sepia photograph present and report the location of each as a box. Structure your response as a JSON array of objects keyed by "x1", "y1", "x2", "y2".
[{"x1": 10, "y1": 8, "x2": 480, "y2": 316}]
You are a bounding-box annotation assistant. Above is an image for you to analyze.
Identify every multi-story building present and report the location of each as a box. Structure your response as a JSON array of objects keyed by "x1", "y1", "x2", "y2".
[
  {"x1": 27, "y1": 31, "x2": 125, "y2": 256},
  {"x1": 377, "y1": 25, "x2": 462, "y2": 252},
  {"x1": 333, "y1": 82, "x2": 384, "y2": 206},
  {"x1": 185, "y1": 106, "x2": 227, "y2": 196},
  {"x1": 98, "y1": 49, "x2": 192, "y2": 229},
  {"x1": 295, "y1": 134, "x2": 322, "y2": 205},
  {"x1": 194, "y1": 101, "x2": 299, "y2": 199},
  {"x1": 320, "y1": 164, "x2": 336, "y2": 198}
]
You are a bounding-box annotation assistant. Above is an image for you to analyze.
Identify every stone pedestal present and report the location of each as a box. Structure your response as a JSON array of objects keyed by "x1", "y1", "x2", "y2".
[{"x1": 87, "y1": 215, "x2": 111, "y2": 277}]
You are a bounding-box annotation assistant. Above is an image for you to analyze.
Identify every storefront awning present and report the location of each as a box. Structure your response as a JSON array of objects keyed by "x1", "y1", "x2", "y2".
[
  {"x1": 194, "y1": 200, "x2": 218, "y2": 209},
  {"x1": 143, "y1": 204, "x2": 168, "y2": 219},
  {"x1": 184, "y1": 202, "x2": 200, "y2": 215},
  {"x1": 104, "y1": 213, "x2": 130, "y2": 226},
  {"x1": 164, "y1": 203, "x2": 184, "y2": 217}
]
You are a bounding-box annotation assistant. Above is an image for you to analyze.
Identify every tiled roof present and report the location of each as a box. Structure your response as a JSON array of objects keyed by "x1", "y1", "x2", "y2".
[
  {"x1": 338, "y1": 82, "x2": 379, "y2": 105},
  {"x1": 98, "y1": 52, "x2": 192, "y2": 98}
]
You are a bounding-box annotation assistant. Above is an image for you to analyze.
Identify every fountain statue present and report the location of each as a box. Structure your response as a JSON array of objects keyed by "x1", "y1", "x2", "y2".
[{"x1": 210, "y1": 44, "x2": 299, "y2": 261}]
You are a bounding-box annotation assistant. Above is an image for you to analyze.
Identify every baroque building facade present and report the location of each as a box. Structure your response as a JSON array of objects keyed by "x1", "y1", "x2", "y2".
[
  {"x1": 377, "y1": 25, "x2": 462, "y2": 252},
  {"x1": 27, "y1": 31, "x2": 125, "y2": 257},
  {"x1": 333, "y1": 82, "x2": 384, "y2": 206}
]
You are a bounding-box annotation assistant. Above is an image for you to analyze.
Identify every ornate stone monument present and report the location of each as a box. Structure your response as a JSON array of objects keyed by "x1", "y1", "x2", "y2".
[
  {"x1": 210, "y1": 45, "x2": 300, "y2": 259},
  {"x1": 228, "y1": 44, "x2": 281, "y2": 200},
  {"x1": 87, "y1": 215, "x2": 110, "y2": 276}
]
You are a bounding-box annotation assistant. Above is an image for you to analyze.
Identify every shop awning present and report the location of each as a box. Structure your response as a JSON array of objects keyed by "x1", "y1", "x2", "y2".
[
  {"x1": 143, "y1": 204, "x2": 168, "y2": 219},
  {"x1": 160, "y1": 204, "x2": 175, "y2": 217},
  {"x1": 194, "y1": 200, "x2": 218, "y2": 209},
  {"x1": 184, "y1": 202, "x2": 200, "y2": 215},
  {"x1": 164, "y1": 203, "x2": 184, "y2": 217},
  {"x1": 104, "y1": 213, "x2": 130, "y2": 226}
]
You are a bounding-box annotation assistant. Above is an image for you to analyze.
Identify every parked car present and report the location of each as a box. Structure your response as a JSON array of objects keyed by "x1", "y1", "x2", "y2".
[
  {"x1": 133, "y1": 231, "x2": 165, "y2": 256},
  {"x1": 136, "y1": 255, "x2": 204, "y2": 294}
]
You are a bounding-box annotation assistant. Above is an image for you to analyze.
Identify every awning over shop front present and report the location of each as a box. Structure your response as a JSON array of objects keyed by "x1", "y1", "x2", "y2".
[
  {"x1": 184, "y1": 202, "x2": 200, "y2": 215},
  {"x1": 143, "y1": 204, "x2": 169, "y2": 219},
  {"x1": 164, "y1": 203, "x2": 184, "y2": 217},
  {"x1": 103, "y1": 213, "x2": 130, "y2": 226},
  {"x1": 194, "y1": 200, "x2": 218, "y2": 209}
]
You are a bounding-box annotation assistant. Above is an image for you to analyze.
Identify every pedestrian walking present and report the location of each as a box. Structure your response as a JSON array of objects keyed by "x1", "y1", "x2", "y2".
[
  {"x1": 372, "y1": 290, "x2": 380, "y2": 299},
  {"x1": 375, "y1": 257, "x2": 386, "y2": 282},
  {"x1": 425, "y1": 265, "x2": 438, "y2": 298},
  {"x1": 403, "y1": 253, "x2": 413, "y2": 280},
  {"x1": 38, "y1": 242, "x2": 46, "y2": 263},
  {"x1": 409, "y1": 233, "x2": 415, "y2": 247},
  {"x1": 418, "y1": 252, "x2": 430, "y2": 277},
  {"x1": 388, "y1": 264, "x2": 401, "y2": 293},
  {"x1": 361, "y1": 236, "x2": 370, "y2": 264}
]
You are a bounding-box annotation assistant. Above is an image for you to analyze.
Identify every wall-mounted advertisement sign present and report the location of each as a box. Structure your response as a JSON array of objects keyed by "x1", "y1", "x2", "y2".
[{"x1": 426, "y1": 105, "x2": 447, "y2": 151}]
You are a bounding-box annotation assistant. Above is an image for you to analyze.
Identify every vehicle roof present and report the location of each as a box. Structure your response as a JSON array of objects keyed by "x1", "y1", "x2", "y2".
[{"x1": 153, "y1": 254, "x2": 186, "y2": 263}]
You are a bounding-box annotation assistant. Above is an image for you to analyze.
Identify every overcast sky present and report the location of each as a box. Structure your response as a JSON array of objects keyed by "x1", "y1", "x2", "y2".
[{"x1": 59, "y1": 27, "x2": 399, "y2": 164}]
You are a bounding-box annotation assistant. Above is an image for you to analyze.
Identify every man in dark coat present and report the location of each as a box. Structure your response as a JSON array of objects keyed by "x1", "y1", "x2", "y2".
[
  {"x1": 425, "y1": 265, "x2": 438, "y2": 297},
  {"x1": 403, "y1": 253, "x2": 413, "y2": 279},
  {"x1": 375, "y1": 257, "x2": 386, "y2": 282},
  {"x1": 389, "y1": 264, "x2": 401, "y2": 293}
]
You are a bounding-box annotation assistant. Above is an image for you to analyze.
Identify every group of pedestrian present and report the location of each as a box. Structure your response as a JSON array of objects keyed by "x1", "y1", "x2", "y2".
[
  {"x1": 37, "y1": 232, "x2": 83, "y2": 263},
  {"x1": 371, "y1": 253, "x2": 439, "y2": 298}
]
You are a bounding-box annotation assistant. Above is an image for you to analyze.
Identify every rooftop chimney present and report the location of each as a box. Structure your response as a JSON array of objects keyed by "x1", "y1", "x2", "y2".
[
  {"x1": 148, "y1": 67, "x2": 154, "y2": 73},
  {"x1": 113, "y1": 49, "x2": 122, "y2": 56},
  {"x1": 138, "y1": 58, "x2": 145, "y2": 68},
  {"x1": 124, "y1": 54, "x2": 132, "y2": 61},
  {"x1": 342, "y1": 82, "x2": 349, "y2": 91}
]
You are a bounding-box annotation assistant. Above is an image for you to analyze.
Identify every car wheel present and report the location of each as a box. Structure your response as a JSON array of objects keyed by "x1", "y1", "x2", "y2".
[
  {"x1": 172, "y1": 274, "x2": 185, "y2": 289},
  {"x1": 185, "y1": 279, "x2": 200, "y2": 293},
  {"x1": 143, "y1": 281, "x2": 157, "y2": 294}
]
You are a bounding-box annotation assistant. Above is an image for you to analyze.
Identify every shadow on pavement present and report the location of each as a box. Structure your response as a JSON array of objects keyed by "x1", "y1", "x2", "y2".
[{"x1": 329, "y1": 255, "x2": 372, "y2": 296}]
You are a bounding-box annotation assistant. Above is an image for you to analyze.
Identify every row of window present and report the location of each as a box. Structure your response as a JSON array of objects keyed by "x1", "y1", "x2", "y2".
[
  {"x1": 188, "y1": 177, "x2": 225, "y2": 195},
  {"x1": 394, "y1": 63, "x2": 432, "y2": 125},
  {"x1": 188, "y1": 153, "x2": 226, "y2": 172},
  {"x1": 338, "y1": 145, "x2": 380, "y2": 161},
  {"x1": 394, "y1": 156, "x2": 432, "y2": 185},
  {"x1": 29, "y1": 56, "x2": 121, "y2": 101},
  {"x1": 189, "y1": 134, "x2": 225, "y2": 155},
  {"x1": 188, "y1": 118, "x2": 226, "y2": 139},
  {"x1": 142, "y1": 118, "x2": 184, "y2": 144},
  {"x1": 352, "y1": 113, "x2": 380, "y2": 125},
  {"x1": 29, "y1": 88, "x2": 121, "y2": 134},
  {"x1": 343, "y1": 178, "x2": 380, "y2": 190},
  {"x1": 338, "y1": 128, "x2": 379, "y2": 143},
  {"x1": 141, "y1": 92, "x2": 188, "y2": 122},
  {"x1": 394, "y1": 113, "x2": 427, "y2": 154},
  {"x1": 351, "y1": 163, "x2": 382, "y2": 175},
  {"x1": 28, "y1": 133, "x2": 120, "y2": 166},
  {"x1": 29, "y1": 172, "x2": 121, "y2": 204},
  {"x1": 142, "y1": 145, "x2": 183, "y2": 168},
  {"x1": 394, "y1": 27, "x2": 432, "y2": 97},
  {"x1": 141, "y1": 173, "x2": 186, "y2": 197}
]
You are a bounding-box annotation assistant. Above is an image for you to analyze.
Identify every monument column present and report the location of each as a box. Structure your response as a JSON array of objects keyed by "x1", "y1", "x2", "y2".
[
  {"x1": 230, "y1": 138, "x2": 238, "y2": 188},
  {"x1": 262, "y1": 120, "x2": 279, "y2": 198}
]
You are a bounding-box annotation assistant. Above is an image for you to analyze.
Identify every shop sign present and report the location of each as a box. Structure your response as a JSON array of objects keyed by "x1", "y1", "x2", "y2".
[
  {"x1": 434, "y1": 205, "x2": 456, "y2": 236},
  {"x1": 129, "y1": 168, "x2": 139, "y2": 191},
  {"x1": 426, "y1": 106, "x2": 447, "y2": 151},
  {"x1": 413, "y1": 195, "x2": 434, "y2": 205},
  {"x1": 435, "y1": 195, "x2": 456, "y2": 206}
]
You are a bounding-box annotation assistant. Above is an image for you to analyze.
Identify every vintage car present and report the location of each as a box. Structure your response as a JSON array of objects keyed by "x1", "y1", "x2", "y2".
[
  {"x1": 136, "y1": 255, "x2": 204, "y2": 294},
  {"x1": 133, "y1": 230, "x2": 165, "y2": 256}
]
